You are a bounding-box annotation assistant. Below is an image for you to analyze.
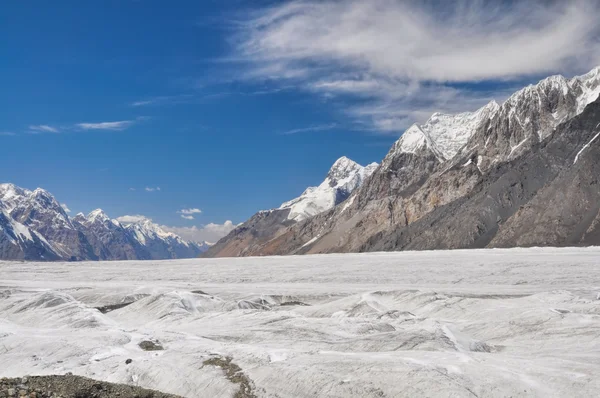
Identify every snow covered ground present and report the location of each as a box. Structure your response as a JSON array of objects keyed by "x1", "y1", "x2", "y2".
[{"x1": 1, "y1": 247, "x2": 600, "y2": 397}]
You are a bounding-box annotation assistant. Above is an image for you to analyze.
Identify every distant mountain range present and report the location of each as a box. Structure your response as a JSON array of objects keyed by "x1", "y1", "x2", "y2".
[
  {"x1": 4, "y1": 66, "x2": 600, "y2": 260},
  {"x1": 0, "y1": 184, "x2": 209, "y2": 261},
  {"x1": 205, "y1": 66, "x2": 600, "y2": 257}
]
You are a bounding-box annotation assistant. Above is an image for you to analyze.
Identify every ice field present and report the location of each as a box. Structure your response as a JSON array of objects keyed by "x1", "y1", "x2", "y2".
[{"x1": 1, "y1": 248, "x2": 600, "y2": 397}]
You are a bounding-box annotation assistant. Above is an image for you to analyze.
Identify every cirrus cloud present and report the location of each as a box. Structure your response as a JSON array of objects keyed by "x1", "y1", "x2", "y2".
[
  {"x1": 231, "y1": 0, "x2": 600, "y2": 132},
  {"x1": 76, "y1": 120, "x2": 135, "y2": 131},
  {"x1": 29, "y1": 125, "x2": 59, "y2": 133}
]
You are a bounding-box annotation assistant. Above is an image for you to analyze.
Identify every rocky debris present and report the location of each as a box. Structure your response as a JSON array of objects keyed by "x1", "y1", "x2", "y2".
[
  {"x1": 125, "y1": 359, "x2": 133, "y2": 365},
  {"x1": 0, "y1": 375, "x2": 181, "y2": 398},
  {"x1": 138, "y1": 340, "x2": 164, "y2": 351},
  {"x1": 279, "y1": 301, "x2": 310, "y2": 306},
  {"x1": 95, "y1": 302, "x2": 134, "y2": 314},
  {"x1": 202, "y1": 356, "x2": 256, "y2": 398}
]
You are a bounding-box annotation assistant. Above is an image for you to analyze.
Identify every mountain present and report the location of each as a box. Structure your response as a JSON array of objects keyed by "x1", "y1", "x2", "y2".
[
  {"x1": 118, "y1": 215, "x2": 208, "y2": 259},
  {"x1": 204, "y1": 66, "x2": 600, "y2": 257},
  {"x1": 0, "y1": 210, "x2": 60, "y2": 261},
  {"x1": 204, "y1": 157, "x2": 378, "y2": 257},
  {"x1": 0, "y1": 184, "x2": 208, "y2": 261},
  {"x1": 0, "y1": 184, "x2": 96, "y2": 260},
  {"x1": 279, "y1": 156, "x2": 378, "y2": 222}
]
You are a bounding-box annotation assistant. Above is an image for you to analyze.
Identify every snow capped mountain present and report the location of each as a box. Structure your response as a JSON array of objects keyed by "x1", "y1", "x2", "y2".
[
  {"x1": 386, "y1": 101, "x2": 500, "y2": 164},
  {"x1": 0, "y1": 183, "x2": 31, "y2": 213},
  {"x1": 385, "y1": 67, "x2": 600, "y2": 171},
  {"x1": 204, "y1": 156, "x2": 379, "y2": 257},
  {"x1": 0, "y1": 183, "x2": 93, "y2": 260},
  {"x1": 458, "y1": 66, "x2": 600, "y2": 172},
  {"x1": 73, "y1": 209, "x2": 208, "y2": 260},
  {"x1": 118, "y1": 215, "x2": 208, "y2": 258},
  {"x1": 0, "y1": 184, "x2": 207, "y2": 261},
  {"x1": 279, "y1": 156, "x2": 378, "y2": 222},
  {"x1": 0, "y1": 210, "x2": 59, "y2": 260}
]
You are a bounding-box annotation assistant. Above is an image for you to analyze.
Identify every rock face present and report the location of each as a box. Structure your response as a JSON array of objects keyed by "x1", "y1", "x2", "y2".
[
  {"x1": 0, "y1": 185, "x2": 207, "y2": 261},
  {"x1": 204, "y1": 157, "x2": 377, "y2": 257},
  {"x1": 205, "y1": 66, "x2": 600, "y2": 257},
  {"x1": 0, "y1": 184, "x2": 95, "y2": 260},
  {"x1": 0, "y1": 211, "x2": 60, "y2": 261}
]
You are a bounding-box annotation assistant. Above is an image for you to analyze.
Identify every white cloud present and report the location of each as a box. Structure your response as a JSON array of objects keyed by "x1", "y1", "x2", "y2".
[
  {"x1": 178, "y1": 208, "x2": 202, "y2": 215},
  {"x1": 29, "y1": 125, "x2": 59, "y2": 133},
  {"x1": 76, "y1": 120, "x2": 135, "y2": 131},
  {"x1": 0, "y1": 131, "x2": 15, "y2": 136},
  {"x1": 145, "y1": 187, "x2": 161, "y2": 192},
  {"x1": 129, "y1": 188, "x2": 136, "y2": 191},
  {"x1": 161, "y1": 221, "x2": 238, "y2": 244},
  {"x1": 177, "y1": 208, "x2": 202, "y2": 220},
  {"x1": 280, "y1": 123, "x2": 337, "y2": 135},
  {"x1": 60, "y1": 203, "x2": 71, "y2": 213},
  {"x1": 232, "y1": 0, "x2": 600, "y2": 132},
  {"x1": 116, "y1": 214, "x2": 150, "y2": 224}
]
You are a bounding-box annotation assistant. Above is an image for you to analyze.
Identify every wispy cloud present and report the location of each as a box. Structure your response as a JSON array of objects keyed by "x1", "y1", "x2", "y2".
[
  {"x1": 145, "y1": 186, "x2": 161, "y2": 192},
  {"x1": 29, "y1": 125, "x2": 59, "y2": 133},
  {"x1": 60, "y1": 203, "x2": 71, "y2": 213},
  {"x1": 0, "y1": 131, "x2": 16, "y2": 136},
  {"x1": 230, "y1": 0, "x2": 600, "y2": 133},
  {"x1": 76, "y1": 120, "x2": 135, "y2": 131},
  {"x1": 180, "y1": 215, "x2": 194, "y2": 220},
  {"x1": 280, "y1": 123, "x2": 338, "y2": 135},
  {"x1": 130, "y1": 94, "x2": 194, "y2": 107},
  {"x1": 129, "y1": 188, "x2": 136, "y2": 191}
]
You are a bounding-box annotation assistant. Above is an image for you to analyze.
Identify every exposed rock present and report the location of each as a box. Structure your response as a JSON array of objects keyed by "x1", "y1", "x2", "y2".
[
  {"x1": 0, "y1": 375, "x2": 181, "y2": 398},
  {"x1": 138, "y1": 340, "x2": 164, "y2": 351}
]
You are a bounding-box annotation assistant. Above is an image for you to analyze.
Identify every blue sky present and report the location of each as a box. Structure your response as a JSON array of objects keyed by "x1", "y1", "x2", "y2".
[{"x1": 2, "y1": 0, "x2": 599, "y2": 241}]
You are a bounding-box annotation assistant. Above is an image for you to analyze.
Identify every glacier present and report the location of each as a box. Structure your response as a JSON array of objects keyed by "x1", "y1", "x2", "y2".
[{"x1": 1, "y1": 247, "x2": 600, "y2": 397}]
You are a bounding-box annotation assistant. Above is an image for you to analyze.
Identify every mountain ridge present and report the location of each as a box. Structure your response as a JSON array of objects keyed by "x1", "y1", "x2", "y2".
[
  {"x1": 205, "y1": 65, "x2": 600, "y2": 257},
  {"x1": 0, "y1": 184, "x2": 209, "y2": 261}
]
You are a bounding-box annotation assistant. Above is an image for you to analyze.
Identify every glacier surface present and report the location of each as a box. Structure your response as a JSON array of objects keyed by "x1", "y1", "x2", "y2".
[{"x1": 1, "y1": 247, "x2": 600, "y2": 397}]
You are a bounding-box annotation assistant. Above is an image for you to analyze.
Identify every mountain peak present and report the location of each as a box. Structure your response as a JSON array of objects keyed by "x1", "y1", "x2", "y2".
[
  {"x1": 280, "y1": 157, "x2": 378, "y2": 222},
  {"x1": 31, "y1": 188, "x2": 57, "y2": 204},
  {"x1": 577, "y1": 65, "x2": 600, "y2": 82},
  {"x1": 330, "y1": 156, "x2": 357, "y2": 169},
  {"x1": 87, "y1": 209, "x2": 110, "y2": 223},
  {"x1": 327, "y1": 157, "x2": 362, "y2": 182}
]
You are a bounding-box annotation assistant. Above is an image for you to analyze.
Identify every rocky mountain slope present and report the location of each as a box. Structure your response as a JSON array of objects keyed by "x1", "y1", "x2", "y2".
[
  {"x1": 0, "y1": 184, "x2": 207, "y2": 261},
  {"x1": 204, "y1": 157, "x2": 377, "y2": 257},
  {"x1": 206, "y1": 66, "x2": 600, "y2": 257}
]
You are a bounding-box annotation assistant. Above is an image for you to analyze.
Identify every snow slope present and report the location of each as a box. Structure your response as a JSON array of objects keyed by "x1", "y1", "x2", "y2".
[
  {"x1": 1, "y1": 247, "x2": 600, "y2": 397},
  {"x1": 279, "y1": 157, "x2": 378, "y2": 221},
  {"x1": 388, "y1": 65, "x2": 600, "y2": 163}
]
